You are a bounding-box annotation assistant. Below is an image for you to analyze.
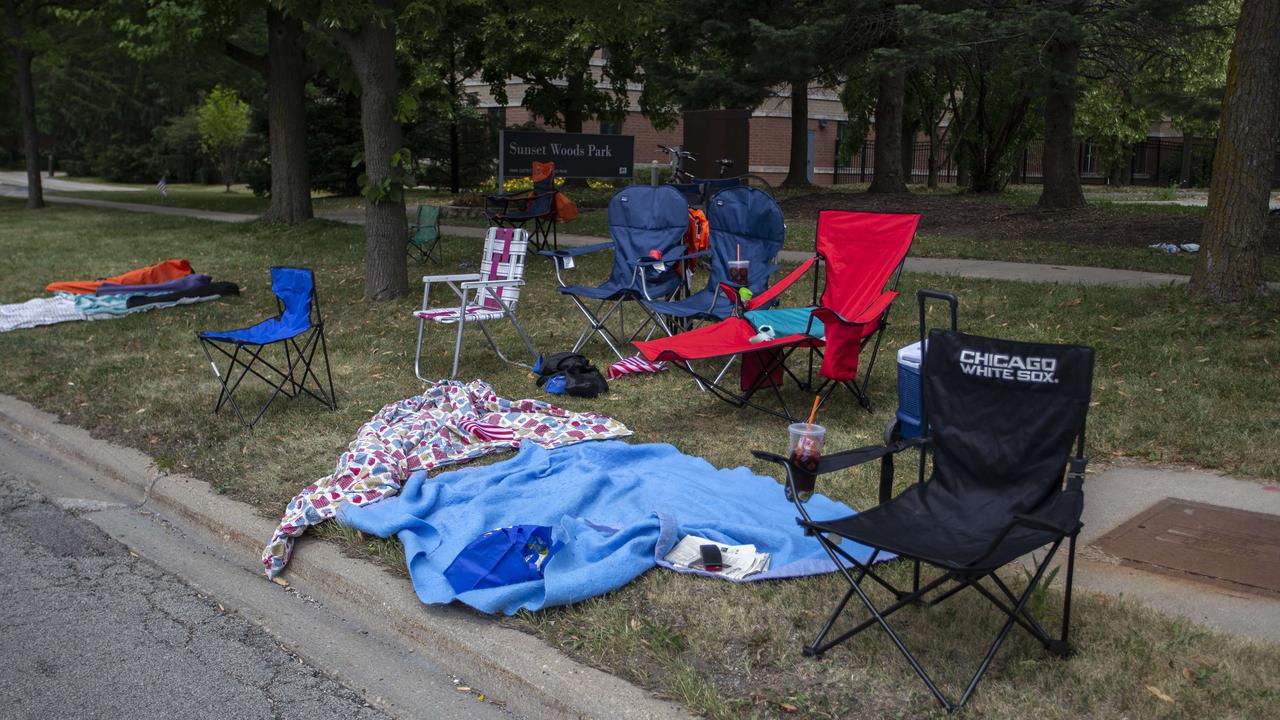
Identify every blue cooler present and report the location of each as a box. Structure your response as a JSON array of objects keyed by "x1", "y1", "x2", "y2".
[{"x1": 895, "y1": 340, "x2": 925, "y2": 439}]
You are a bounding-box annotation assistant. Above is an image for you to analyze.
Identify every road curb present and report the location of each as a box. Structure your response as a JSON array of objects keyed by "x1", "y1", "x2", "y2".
[{"x1": 0, "y1": 394, "x2": 693, "y2": 720}]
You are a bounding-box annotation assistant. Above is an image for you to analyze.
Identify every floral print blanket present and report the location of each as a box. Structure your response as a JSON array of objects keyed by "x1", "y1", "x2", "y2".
[{"x1": 262, "y1": 380, "x2": 631, "y2": 577}]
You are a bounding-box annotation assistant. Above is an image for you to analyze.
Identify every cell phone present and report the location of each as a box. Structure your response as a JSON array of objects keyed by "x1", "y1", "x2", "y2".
[{"x1": 699, "y1": 544, "x2": 723, "y2": 572}]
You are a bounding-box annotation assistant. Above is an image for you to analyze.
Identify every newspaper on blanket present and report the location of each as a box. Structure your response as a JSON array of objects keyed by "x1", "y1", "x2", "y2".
[{"x1": 664, "y1": 534, "x2": 770, "y2": 580}]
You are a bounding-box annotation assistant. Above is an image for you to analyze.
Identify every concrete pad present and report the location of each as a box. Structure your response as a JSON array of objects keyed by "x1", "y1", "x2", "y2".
[{"x1": 1070, "y1": 465, "x2": 1280, "y2": 643}]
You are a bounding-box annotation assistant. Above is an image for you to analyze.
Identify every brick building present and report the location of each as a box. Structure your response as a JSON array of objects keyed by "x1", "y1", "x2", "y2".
[{"x1": 465, "y1": 63, "x2": 852, "y2": 187}]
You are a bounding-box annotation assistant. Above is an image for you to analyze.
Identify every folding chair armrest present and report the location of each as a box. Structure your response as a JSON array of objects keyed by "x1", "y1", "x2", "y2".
[
  {"x1": 537, "y1": 241, "x2": 612, "y2": 259},
  {"x1": 746, "y1": 257, "x2": 817, "y2": 311},
  {"x1": 630, "y1": 249, "x2": 708, "y2": 267},
  {"x1": 1010, "y1": 511, "x2": 1080, "y2": 536},
  {"x1": 460, "y1": 278, "x2": 525, "y2": 290},
  {"x1": 422, "y1": 273, "x2": 481, "y2": 283}
]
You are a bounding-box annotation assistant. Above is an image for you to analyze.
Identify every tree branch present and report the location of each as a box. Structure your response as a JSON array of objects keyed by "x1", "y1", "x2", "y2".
[{"x1": 223, "y1": 41, "x2": 266, "y2": 76}]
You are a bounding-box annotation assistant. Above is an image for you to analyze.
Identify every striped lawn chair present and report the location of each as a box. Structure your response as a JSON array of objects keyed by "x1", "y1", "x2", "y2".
[{"x1": 414, "y1": 227, "x2": 538, "y2": 380}]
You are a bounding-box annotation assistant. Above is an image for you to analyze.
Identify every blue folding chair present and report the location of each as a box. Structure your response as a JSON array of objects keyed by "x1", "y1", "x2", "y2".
[
  {"x1": 643, "y1": 185, "x2": 785, "y2": 331},
  {"x1": 541, "y1": 185, "x2": 692, "y2": 361},
  {"x1": 197, "y1": 267, "x2": 337, "y2": 429}
]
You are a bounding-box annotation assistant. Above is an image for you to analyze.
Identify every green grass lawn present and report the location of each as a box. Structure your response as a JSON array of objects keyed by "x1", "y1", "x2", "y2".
[{"x1": 2, "y1": 199, "x2": 1278, "y2": 718}]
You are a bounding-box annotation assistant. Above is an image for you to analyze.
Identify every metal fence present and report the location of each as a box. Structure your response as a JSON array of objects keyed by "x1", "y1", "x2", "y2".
[{"x1": 833, "y1": 136, "x2": 1280, "y2": 187}]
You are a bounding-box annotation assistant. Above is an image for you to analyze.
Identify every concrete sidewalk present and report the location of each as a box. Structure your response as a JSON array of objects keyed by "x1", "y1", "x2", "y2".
[
  {"x1": 5, "y1": 181, "x2": 1274, "y2": 290},
  {"x1": 0, "y1": 170, "x2": 143, "y2": 193}
]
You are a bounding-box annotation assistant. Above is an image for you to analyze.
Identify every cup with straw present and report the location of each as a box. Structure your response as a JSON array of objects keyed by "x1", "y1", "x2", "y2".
[
  {"x1": 728, "y1": 243, "x2": 749, "y2": 287},
  {"x1": 787, "y1": 395, "x2": 825, "y2": 502}
]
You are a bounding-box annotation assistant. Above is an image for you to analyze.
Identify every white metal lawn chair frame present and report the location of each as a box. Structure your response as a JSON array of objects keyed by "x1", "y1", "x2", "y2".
[{"x1": 413, "y1": 227, "x2": 538, "y2": 380}]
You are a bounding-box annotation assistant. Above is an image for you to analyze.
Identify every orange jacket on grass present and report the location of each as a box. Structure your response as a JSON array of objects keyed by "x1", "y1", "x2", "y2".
[{"x1": 45, "y1": 259, "x2": 194, "y2": 295}]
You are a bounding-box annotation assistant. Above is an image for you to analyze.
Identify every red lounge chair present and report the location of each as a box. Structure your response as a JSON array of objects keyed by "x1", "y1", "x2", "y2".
[{"x1": 634, "y1": 211, "x2": 919, "y2": 420}]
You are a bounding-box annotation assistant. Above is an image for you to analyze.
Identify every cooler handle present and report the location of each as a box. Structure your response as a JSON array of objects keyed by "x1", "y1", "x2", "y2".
[{"x1": 917, "y1": 289, "x2": 958, "y2": 347}]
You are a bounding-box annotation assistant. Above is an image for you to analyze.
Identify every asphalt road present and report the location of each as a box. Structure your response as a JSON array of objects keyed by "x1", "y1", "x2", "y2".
[
  {"x1": 0, "y1": 476, "x2": 394, "y2": 720},
  {"x1": 0, "y1": 425, "x2": 513, "y2": 720}
]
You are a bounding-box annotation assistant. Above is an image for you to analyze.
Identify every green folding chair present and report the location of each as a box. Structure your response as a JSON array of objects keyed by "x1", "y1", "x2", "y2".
[{"x1": 408, "y1": 205, "x2": 442, "y2": 264}]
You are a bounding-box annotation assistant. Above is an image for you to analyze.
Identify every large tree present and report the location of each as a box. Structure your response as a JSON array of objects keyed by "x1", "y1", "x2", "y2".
[
  {"x1": 310, "y1": 0, "x2": 416, "y2": 301},
  {"x1": 108, "y1": 0, "x2": 314, "y2": 223},
  {"x1": 649, "y1": 0, "x2": 864, "y2": 188},
  {"x1": 3, "y1": 0, "x2": 55, "y2": 209},
  {"x1": 478, "y1": 0, "x2": 650, "y2": 134},
  {"x1": 1189, "y1": 0, "x2": 1279, "y2": 303}
]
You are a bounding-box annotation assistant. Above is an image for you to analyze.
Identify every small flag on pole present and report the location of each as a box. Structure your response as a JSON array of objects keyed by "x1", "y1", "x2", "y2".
[{"x1": 156, "y1": 176, "x2": 168, "y2": 198}]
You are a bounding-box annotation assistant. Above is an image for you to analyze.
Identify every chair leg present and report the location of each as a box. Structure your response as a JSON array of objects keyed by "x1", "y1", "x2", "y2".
[
  {"x1": 414, "y1": 316, "x2": 430, "y2": 382},
  {"x1": 451, "y1": 312, "x2": 468, "y2": 380},
  {"x1": 1052, "y1": 533, "x2": 1078, "y2": 658}
]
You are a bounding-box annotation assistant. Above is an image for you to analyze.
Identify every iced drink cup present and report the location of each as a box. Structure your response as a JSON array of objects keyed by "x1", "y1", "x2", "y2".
[
  {"x1": 728, "y1": 259, "x2": 750, "y2": 286},
  {"x1": 787, "y1": 423, "x2": 825, "y2": 502}
]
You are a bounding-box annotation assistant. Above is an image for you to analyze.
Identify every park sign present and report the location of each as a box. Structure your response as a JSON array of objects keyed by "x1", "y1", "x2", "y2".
[{"x1": 498, "y1": 130, "x2": 634, "y2": 183}]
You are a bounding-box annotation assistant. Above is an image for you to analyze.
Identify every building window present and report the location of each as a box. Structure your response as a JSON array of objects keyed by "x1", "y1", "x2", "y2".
[
  {"x1": 487, "y1": 106, "x2": 506, "y2": 132},
  {"x1": 599, "y1": 119, "x2": 623, "y2": 135}
]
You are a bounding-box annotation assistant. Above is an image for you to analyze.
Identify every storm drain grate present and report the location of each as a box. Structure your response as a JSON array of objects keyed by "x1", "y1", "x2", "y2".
[{"x1": 1092, "y1": 498, "x2": 1280, "y2": 599}]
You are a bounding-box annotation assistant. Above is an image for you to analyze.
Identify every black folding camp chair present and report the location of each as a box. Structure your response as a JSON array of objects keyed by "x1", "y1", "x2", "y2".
[
  {"x1": 197, "y1": 267, "x2": 337, "y2": 429},
  {"x1": 754, "y1": 328, "x2": 1095, "y2": 713}
]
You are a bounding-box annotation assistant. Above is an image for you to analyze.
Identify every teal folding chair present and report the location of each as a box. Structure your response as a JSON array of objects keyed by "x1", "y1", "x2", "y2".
[{"x1": 409, "y1": 205, "x2": 442, "y2": 264}]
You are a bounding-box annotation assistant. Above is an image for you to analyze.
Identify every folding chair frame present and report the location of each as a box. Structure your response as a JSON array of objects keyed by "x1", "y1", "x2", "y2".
[
  {"x1": 198, "y1": 272, "x2": 337, "y2": 430},
  {"x1": 413, "y1": 274, "x2": 538, "y2": 381},
  {"x1": 753, "y1": 426, "x2": 1087, "y2": 713},
  {"x1": 658, "y1": 248, "x2": 906, "y2": 421},
  {"x1": 486, "y1": 191, "x2": 558, "y2": 252},
  {"x1": 407, "y1": 206, "x2": 442, "y2": 264},
  {"x1": 545, "y1": 245, "x2": 689, "y2": 363}
]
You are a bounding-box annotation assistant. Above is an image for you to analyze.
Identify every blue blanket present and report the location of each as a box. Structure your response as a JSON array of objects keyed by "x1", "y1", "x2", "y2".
[{"x1": 337, "y1": 441, "x2": 882, "y2": 615}]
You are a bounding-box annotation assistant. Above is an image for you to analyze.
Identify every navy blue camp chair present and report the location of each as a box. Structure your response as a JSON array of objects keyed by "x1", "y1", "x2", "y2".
[
  {"x1": 644, "y1": 186, "x2": 784, "y2": 331},
  {"x1": 197, "y1": 267, "x2": 336, "y2": 429},
  {"x1": 486, "y1": 171, "x2": 558, "y2": 251},
  {"x1": 541, "y1": 185, "x2": 691, "y2": 361}
]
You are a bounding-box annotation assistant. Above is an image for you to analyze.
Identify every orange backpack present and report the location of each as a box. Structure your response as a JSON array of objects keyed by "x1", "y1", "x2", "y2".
[{"x1": 684, "y1": 208, "x2": 710, "y2": 259}]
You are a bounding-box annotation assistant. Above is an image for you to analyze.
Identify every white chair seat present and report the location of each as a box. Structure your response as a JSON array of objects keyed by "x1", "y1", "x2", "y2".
[{"x1": 415, "y1": 305, "x2": 507, "y2": 324}]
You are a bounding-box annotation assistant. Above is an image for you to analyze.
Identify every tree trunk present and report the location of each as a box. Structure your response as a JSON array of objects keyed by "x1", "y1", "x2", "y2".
[
  {"x1": 448, "y1": 50, "x2": 461, "y2": 195},
  {"x1": 900, "y1": 118, "x2": 915, "y2": 185},
  {"x1": 1190, "y1": 0, "x2": 1280, "y2": 304},
  {"x1": 1037, "y1": 26, "x2": 1085, "y2": 209},
  {"x1": 868, "y1": 70, "x2": 906, "y2": 193},
  {"x1": 343, "y1": 6, "x2": 408, "y2": 301},
  {"x1": 264, "y1": 7, "x2": 313, "y2": 223},
  {"x1": 781, "y1": 78, "x2": 811, "y2": 188},
  {"x1": 926, "y1": 124, "x2": 940, "y2": 188},
  {"x1": 1179, "y1": 131, "x2": 1195, "y2": 187},
  {"x1": 9, "y1": 38, "x2": 43, "y2": 209}
]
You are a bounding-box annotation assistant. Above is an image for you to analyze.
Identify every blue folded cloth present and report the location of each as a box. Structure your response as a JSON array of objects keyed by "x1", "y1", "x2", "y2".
[
  {"x1": 338, "y1": 441, "x2": 881, "y2": 615},
  {"x1": 745, "y1": 307, "x2": 825, "y2": 339}
]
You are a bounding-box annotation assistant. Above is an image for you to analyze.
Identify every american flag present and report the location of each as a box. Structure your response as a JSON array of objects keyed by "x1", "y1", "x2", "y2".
[{"x1": 156, "y1": 176, "x2": 168, "y2": 197}]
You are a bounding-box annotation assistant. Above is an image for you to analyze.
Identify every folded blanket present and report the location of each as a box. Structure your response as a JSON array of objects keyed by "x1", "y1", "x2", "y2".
[
  {"x1": 0, "y1": 295, "x2": 91, "y2": 333},
  {"x1": 338, "y1": 441, "x2": 881, "y2": 615},
  {"x1": 262, "y1": 380, "x2": 632, "y2": 577},
  {"x1": 97, "y1": 273, "x2": 211, "y2": 296},
  {"x1": 126, "y1": 281, "x2": 239, "y2": 308},
  {"x1": 45, "y1": 258, "x2": 193, "y2": 295}
]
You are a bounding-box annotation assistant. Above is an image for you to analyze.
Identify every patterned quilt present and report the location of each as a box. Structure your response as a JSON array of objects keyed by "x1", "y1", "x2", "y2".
[{"x1": 262, "y1": 379, "x2": 631, "y2": 577}]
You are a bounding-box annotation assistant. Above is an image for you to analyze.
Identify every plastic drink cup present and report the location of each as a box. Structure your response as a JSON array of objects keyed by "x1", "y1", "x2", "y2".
[
  {"x1": 728, "y1": 259, "x2": 750, "y2": 286},
  {"x1": 787, "y1": 423, "x2": 825, "y2": 502}
]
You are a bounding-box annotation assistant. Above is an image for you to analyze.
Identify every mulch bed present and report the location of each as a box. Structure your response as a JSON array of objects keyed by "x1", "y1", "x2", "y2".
[{"x1": 780, "y1": 192, "x2": 1280, "y2": 253}]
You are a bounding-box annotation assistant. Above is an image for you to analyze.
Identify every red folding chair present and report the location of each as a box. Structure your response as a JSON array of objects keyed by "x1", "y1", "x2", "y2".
[{"x1": 634, "y1": 211, "x2": 919, "y2": 420}]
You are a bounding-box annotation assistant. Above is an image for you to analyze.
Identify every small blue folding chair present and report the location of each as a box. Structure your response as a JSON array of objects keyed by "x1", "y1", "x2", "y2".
[
  {"x1": 541, "y1": 185, "x2": 691, "y2": 361},
  {"x1": 197, "y1": 267, "x2": 337, "y2": 429}
]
